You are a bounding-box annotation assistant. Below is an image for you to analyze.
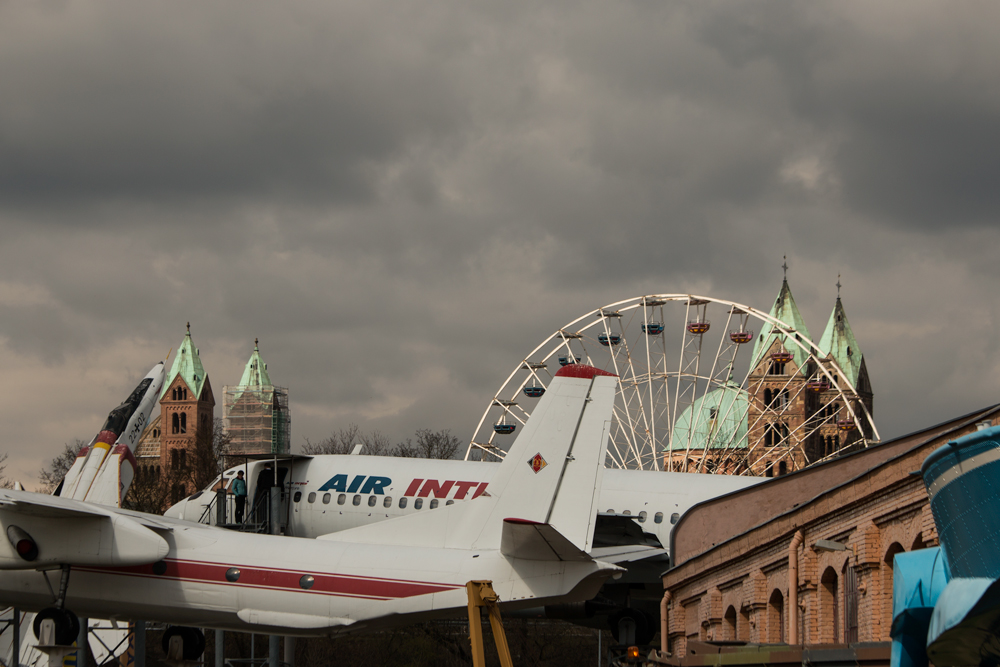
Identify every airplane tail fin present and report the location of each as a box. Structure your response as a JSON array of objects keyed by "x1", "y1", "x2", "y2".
[{"x1": 329, "y1": 364, "x2": 617, "y2": 555}]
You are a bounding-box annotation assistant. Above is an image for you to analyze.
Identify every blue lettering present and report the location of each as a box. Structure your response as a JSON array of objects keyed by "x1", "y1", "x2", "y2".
[
  {"x1": 347, "y1": 475, "x2": 366, "y2": 493},
  {"x1": 360, "y1": 476, "x2": 391, "y2": 495},
  {"x1": 319, "y1": 474, "x2": 348, "y2": 492}
]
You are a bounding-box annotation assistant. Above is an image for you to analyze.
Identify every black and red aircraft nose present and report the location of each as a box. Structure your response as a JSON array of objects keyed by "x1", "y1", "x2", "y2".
[{"x1": 6, "y1": 525, "x2": 38, "y2": 561}]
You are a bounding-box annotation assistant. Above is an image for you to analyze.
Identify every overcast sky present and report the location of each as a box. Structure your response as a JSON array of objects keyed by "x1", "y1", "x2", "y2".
[{"x1": 2, "y1": 1, "x2": 999, "y2": 484}]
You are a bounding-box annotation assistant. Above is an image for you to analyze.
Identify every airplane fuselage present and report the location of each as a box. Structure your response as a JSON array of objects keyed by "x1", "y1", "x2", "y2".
[
  {"x1": 0, "y1": 507, "x2": 612, "y2": 636},
  {"x1": 168, "y1": 456, "x2": 764, "y2": 554}
]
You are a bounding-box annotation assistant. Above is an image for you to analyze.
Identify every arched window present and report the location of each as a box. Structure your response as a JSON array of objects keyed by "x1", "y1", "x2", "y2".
[
  {"x1": 171, "y1": 449, "x2": 179, "y2": 469},
  {"x1": 179, "y1": 450, "x2": 186, "y2": 469},
  {"x1": 180, "y1": 413, "x2": 187, "y2": 433},
  {"x1": 778, "y1": 461, "x2": 787, "y2": 476},
  {"x1": 883, "y1": 543, "x2": 905, "y2": 637},
  {"x1": 724, "y1": 605, "x2": 738, "y2": 641},
  {"x1": 764, "y1": 388, "x2": 773, "y2": 406},
  {"x1": 768, "y1": 589, "x2": 785, "y2": 643},
  {"x1": 171, "y1": 413, "x2": 179, "y2": 434},
  {"x1": 821, "y1": 567, "x2": 839, "y2": 643}
]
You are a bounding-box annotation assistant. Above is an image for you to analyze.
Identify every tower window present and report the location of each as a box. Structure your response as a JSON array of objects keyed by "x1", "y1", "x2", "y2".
[
  {"x1": 171, "y1": 413, "x2": 180, "y2": 434},
  {"x1": 180, "y1": 413, "x2": 187, "y2": 433}
]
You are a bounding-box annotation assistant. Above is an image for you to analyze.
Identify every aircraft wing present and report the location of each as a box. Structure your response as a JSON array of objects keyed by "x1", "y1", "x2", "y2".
[
  {"x1": 499, "y1": 518, "x2": 593, "y2": 562},
  {"x1": 0, "y1": 489, "x2": 169, "y2": 570}
]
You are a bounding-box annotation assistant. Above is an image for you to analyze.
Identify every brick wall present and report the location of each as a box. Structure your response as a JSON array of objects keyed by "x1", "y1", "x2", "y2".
[{"x1": 660, "y1": 409, "x2": 999, "y2": 656}]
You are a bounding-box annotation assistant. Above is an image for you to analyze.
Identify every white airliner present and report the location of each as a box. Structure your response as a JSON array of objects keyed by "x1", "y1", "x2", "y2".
[
  {"x1": 166, "y1": 402, "x2": 765, "y2": 642},
  {"x1": 0, "y1": 365, "x2": 639, "y2": 655}
]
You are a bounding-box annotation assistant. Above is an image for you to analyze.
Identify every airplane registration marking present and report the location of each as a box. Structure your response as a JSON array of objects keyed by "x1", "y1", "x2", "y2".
[{"x1": 78, "y1": 559, "x2": 463, "y2": 601}]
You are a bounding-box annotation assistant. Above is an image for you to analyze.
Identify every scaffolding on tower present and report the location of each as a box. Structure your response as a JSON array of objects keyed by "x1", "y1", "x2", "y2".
[{"x1": 222, "y1": 384, "x2": 291, "y2": 457}]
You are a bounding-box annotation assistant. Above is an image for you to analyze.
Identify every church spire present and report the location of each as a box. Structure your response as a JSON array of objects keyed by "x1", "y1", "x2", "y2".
[
  {"x1": 161, "y1": 323, "x2": 208, "y2": 399},
  {"x1": 819, "y1": 281, "x2": 864, "y2": 386},
  {"x1": 752, "y1": 263, "x2": 812, "y2": 372}
]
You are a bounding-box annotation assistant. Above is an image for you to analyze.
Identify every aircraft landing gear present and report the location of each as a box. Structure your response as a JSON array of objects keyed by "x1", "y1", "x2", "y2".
[
  {"x1": 34, "y1": 565, "x2": 81, "y2": 648},
  {"x1": 163, "y1": 626, "x2": 206, "y2": 662},
  {"x1": 33, "y1": 607, "x2": 80, "y2": 646}
]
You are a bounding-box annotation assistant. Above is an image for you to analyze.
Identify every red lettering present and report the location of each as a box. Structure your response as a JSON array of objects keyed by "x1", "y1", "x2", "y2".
[
  {"x1": 471, "y1": 482, "x2": 489, "y2": 499},
  {"x1": 418, "y1": 479, "x2": 455, "y2": 498},
  {"x1": 452, "y1": 480, "x2": 479, "y2": 500},
  {"x1": 404, "y1": 479, "x2": 423, "y2": 496}
]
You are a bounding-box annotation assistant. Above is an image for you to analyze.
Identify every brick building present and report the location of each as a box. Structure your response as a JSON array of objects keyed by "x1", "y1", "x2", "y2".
[
  {"x1": 657, "y1": 405, "x2": 1000, "y2": 661},
  {"x1": 135, "y1": 324, "x2": 216, "y2": 503},
  {"x1": 669, "y1": 277, "x2": 876, "y2": 477}
]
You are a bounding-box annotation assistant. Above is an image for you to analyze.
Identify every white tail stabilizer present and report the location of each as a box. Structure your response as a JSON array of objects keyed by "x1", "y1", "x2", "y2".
[{"x1": 323, "y1": 365, "x2": 617, "y2": 555}]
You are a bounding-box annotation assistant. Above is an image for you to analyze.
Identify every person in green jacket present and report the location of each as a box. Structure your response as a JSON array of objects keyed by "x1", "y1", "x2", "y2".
[{"x1": 233, "y1": 470, "x2": 248, "y2": 523}]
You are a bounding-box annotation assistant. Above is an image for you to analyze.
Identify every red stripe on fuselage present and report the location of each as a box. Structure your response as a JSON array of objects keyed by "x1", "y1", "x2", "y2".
[{"x1": 78, "y1": 559, "x2": 462, "y2": 601}]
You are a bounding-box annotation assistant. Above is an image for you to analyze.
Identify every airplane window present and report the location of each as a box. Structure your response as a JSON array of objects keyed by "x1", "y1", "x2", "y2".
[
  {"x1": 671, "y1": 513, "x2": 680, "y2": 524},
  {"x1": 225, "y1": 568, "x2": 240, "y2": 582},
  {"x1": 430, "y1": 499, "x2": 439, "y2": 509},
  {"x1": 414, "y1": 498, "x2": 423, "y2": 510},
  {"x1": 446, "y1": 500, "x2": 454, "y2": 506},
  {"x1": 337, "y1": 494, "x2": 346, "y2": 505},
  {"x1": 383, "y1": 497, "x2": 392, "y2": 508},
  {"x1": 638, "y1": 511, "x2": 647, "y2": 523},
  {"x1": 307, "y1": 492, "x2": 316, "y2": 504},
  {"x1": 622, "y1": 510, "x2": 631, "y2": 515},
  {"x1": 399, "y1": 497, "x2": 407, "y2": 509},
  {"x1": 368, "y1": 496, "x2": 377, "y2": 507},
  {"x1": 654, "y1": 512, "x2": 663, "y2": 524},
  {"x1": 607, "y1": 509, "x2": 614, "y2": 514},
  {"x1": 352, "y1": 495, "x2": 361, "y2": 506},
  {"x1": 322, "y1": 493, "x2": 331, "y2": 504},
  {"x1": 299, "y1": 575, "x2": 314, "y2": 590},
  {"x1": 293, "y1": 492, "x2": 302, "y2": 503}
]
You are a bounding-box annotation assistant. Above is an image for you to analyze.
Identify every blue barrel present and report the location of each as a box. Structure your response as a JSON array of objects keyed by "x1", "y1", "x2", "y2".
[{"x1": 920, "y1": 424, "x2": 1000, "y2": 579}]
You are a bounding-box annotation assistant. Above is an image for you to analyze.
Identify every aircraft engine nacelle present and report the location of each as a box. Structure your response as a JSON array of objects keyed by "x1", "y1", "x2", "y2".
[{"x1": 0, "y1": 511, "x2": 169, "y2": 570}]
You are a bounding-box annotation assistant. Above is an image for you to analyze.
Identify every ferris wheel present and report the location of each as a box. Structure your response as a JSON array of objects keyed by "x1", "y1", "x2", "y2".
[{"x1": 465, "y1": 295, "x2": 879, "y2": 475}]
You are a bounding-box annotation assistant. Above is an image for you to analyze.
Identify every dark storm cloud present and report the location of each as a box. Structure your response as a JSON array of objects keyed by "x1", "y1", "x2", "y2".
[{"x1": 0, "y1": 2, "x2": 468, "y2": 208}]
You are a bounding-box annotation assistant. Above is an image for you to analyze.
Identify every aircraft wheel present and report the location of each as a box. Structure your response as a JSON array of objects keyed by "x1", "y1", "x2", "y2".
[
  {"x1": 33, "y1": 607, "x2": 80, "y2": 646},
  {"x1": 162, "y1": 626, "x2": 206, "y2": 661},
  {"x1": 609, "y1": 608, "x2": 652, "y2": 646}
]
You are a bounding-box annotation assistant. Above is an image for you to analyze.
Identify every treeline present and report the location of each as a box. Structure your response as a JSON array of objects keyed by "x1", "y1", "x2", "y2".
[{"x1": 302, "y1": 425, "x2": 462, "y2": 460}]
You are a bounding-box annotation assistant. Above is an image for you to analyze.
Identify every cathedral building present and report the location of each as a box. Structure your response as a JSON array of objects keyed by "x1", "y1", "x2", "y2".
[
  {"x1": 745, "y1": 277, "x2": 874, "y2": 475},
  {"x1": 134, "y1": 328, "x2": 290, "y2": 504},
  {"x1": 135, "y1": 324, "x2": 216, "y2": 503}
]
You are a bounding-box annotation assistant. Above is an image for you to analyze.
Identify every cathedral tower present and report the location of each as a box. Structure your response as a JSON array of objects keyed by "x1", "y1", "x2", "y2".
[{"x1": 158, "y1": 323, "x2": 215, "y2": 502}]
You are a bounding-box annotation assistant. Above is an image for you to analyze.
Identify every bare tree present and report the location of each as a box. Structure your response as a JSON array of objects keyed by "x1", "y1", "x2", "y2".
[
  {"x1": 302, "y1": 424, "x2": 393, "y2": 457},
  {"x1": 37, "y1": 439, "x2": 87, "y2": 493},
  {"x1": 0, "y1": 453, "x2": 12, "y2": 490},
  {"x1": 393, "y1": 429, "x2": 461, "y2": 460},
  {"x1": 303, "y1": 426, "x2": 460, "y2": 460}
]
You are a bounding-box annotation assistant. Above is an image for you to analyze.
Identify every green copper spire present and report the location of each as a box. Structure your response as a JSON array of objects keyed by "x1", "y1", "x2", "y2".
[
  {"x1": 238, "y1": 338, "x2": 272, "y2": 387},
  {"x1": 161, "y1": 322, "x2": 208, "y2": 399},
  {"x1": 752, "y1": 275, "x2": 813, "y2": 374},
  {"x1": 819, "y1": 288, "x2": 863, "y2": 386}
]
